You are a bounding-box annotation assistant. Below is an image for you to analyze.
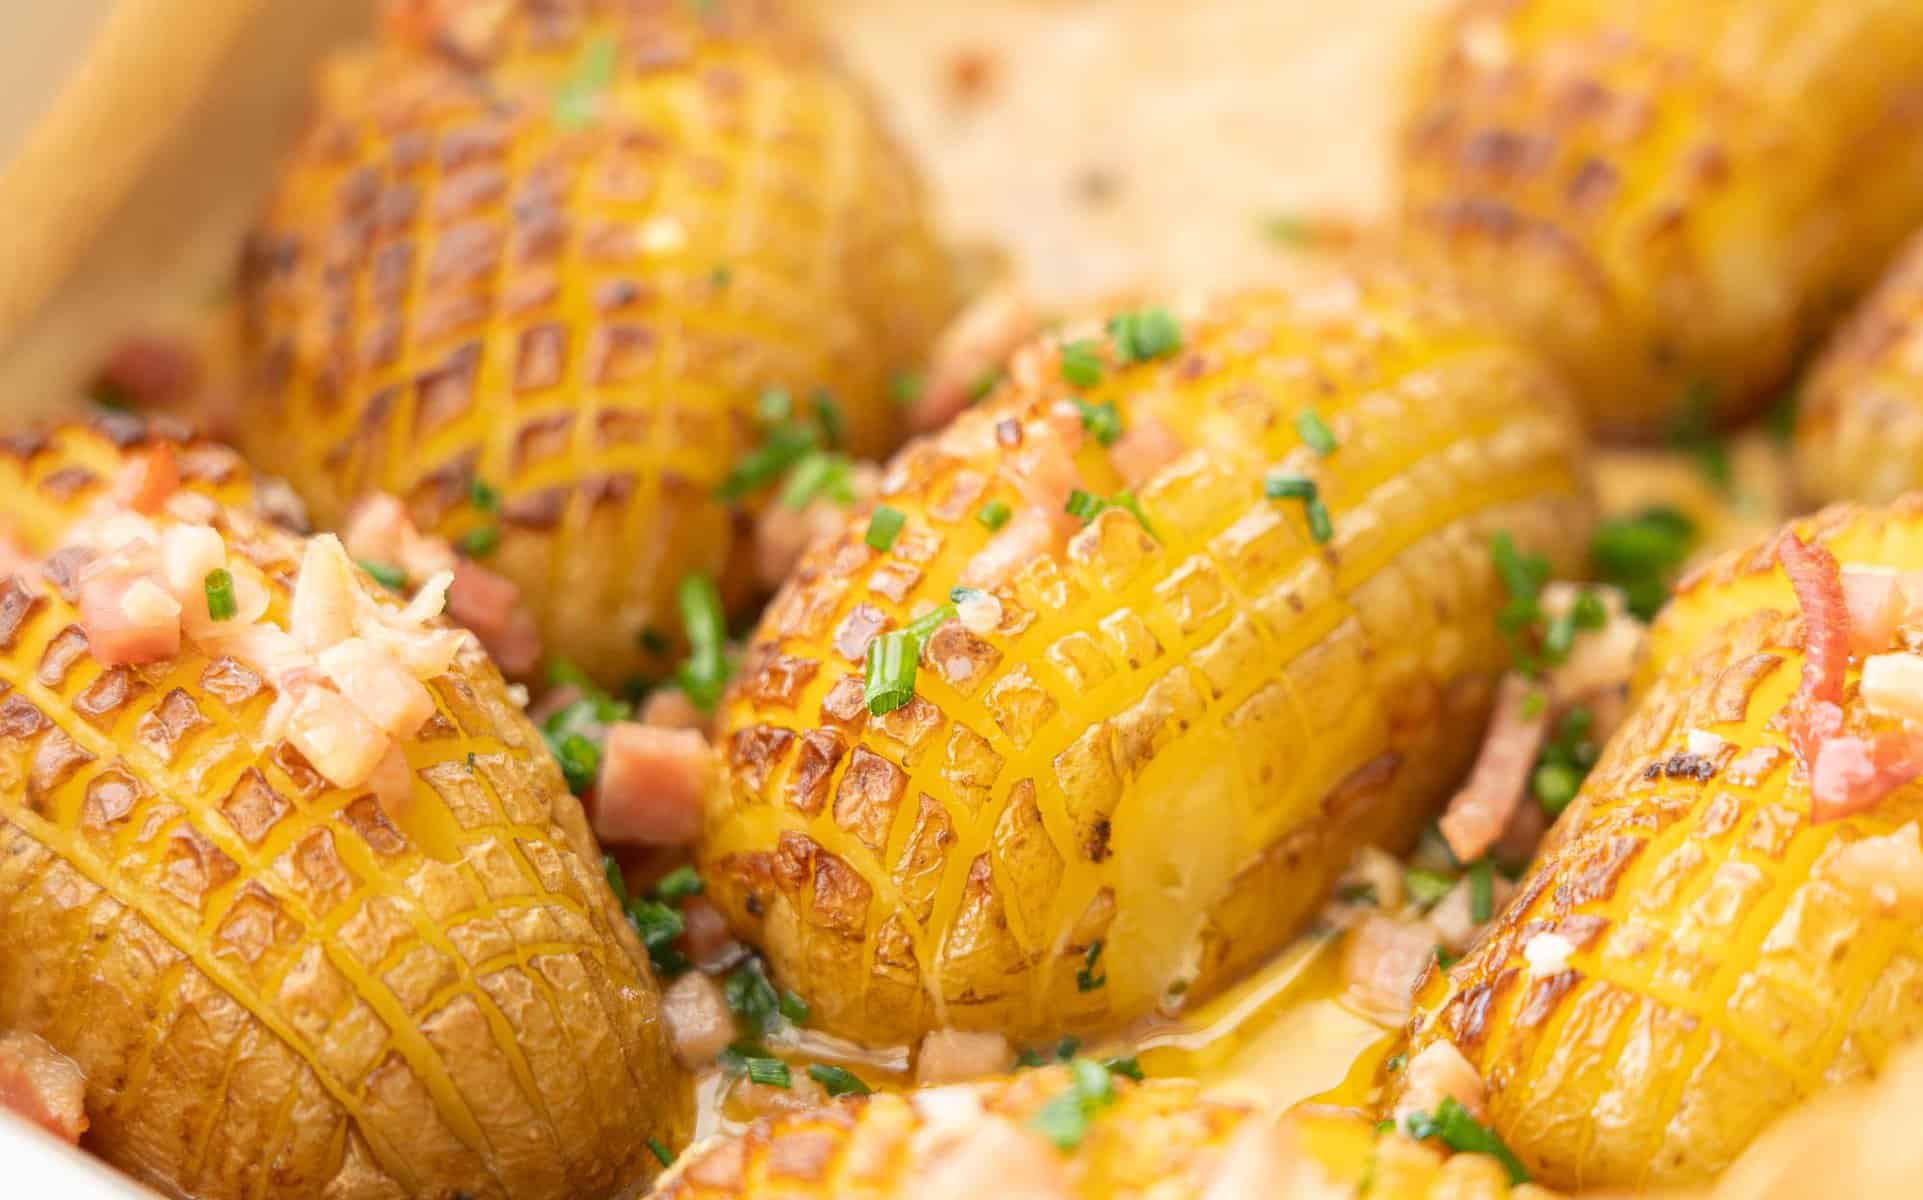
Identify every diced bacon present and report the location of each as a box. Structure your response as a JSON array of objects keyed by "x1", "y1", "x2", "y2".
[
  {"x1": 1491, "y1": 793, "x2": 1548, "y2": 867},
  {"x1": 290, "y1": 535, "x2": 360, "y2": 653},
  {"x1": 910, "y1": 285, "x2": 1039, "y2": 434},
  {"x1": 913, "y1": 1114, "x2": 1073, "y2": 1200},
  {"x1": 961, "y1": 507, "x2": 1054, "y2": 590},
  {"x1": 1822, "y1": 822, "x2": 1923, "y2": 913},
  {"x1": 661, "y1": 972, "x2": 734, "y2": 1069},
  {"x1": 446, "y1": 560, "x2": 541, "y2": 677},
  {"x1": 640, "y1": 688, "x2": 709, "y2": 733},
  {"x1": 0, "y1": 1032, "x2": 87, "y2": 1145},
  {"x1": 1341, "y1": 914, "x2": 1438, "y2": 1023},
  {"x1": 1808, "y1": 732, "x2": 1923, "y2": 824},
  {"x1": 1779, "y1": 533, "x2": 1851, "y2": 766},
  {"x1": 342, "y1": 493, "x2": 457, "y2": 582},
  {"x1": 318, "y1": 638, "x2": 437, "y2": 738},
  {"x1": 915, "y1": 1030, "x2": 1012, "y2": 1086},
  {"x1": 96, "y1": 336, "x2": 199, "y2": 412},
  {"x1": 367, "y1": 741, "x2": 415, "y2": 816},
  {"x1": 592, "y1": 723, "x2": 713, "y2": 847},
  {"x1": 1840, "y1": 566, "x2": 1923, "y2": 656},
  {"x1": 1108, "y1": 416, "x2": 1184, "y2": 487},
  {"x1": 284, "y1": 685, "x2": 391, "y2": 791},
  {"x1": 112, "y1": 442, "x2": 179, "y2": 516},
  {"x1": 732, "y1": 1070, "x2": 826, "y2": 1119},
  {"x1": 1861, "y1": 653, "x2": 1923, "y2": 724},
  {"x1": 679, "y1": 897, "x2": 742, "y2": 972},
  {"x1": 1438, "y1": 673, "x2": 1550, "y2": 864},
  {"x1": 1393, "y1": 1041, "x2": 1488, "y2": 1123},
  {"x1": 80, "y1": 568, "x2": 181, "y2": 667}
]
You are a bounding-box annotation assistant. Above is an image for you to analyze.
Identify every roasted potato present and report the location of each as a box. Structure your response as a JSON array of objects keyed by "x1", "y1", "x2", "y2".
[
  {"x1": 1389, "y1": 500, "x2": 1923, "y2": 1189},
  {"x1": 1793, "y1": 229, "x2": 1923, "y2": 505},
  {"x1": 238, "y1": 0, "x2": 957, "y2": 686},
  {"x1": 0, "y1": 419, "x2": 688, "y2": 1198},
  {"x1": 700, "y1": 262, "x2": 1593, "y2": 1046},
  {"x1": 1398, "y1": 0, "x2": 1923, "y2": 436},
  {"x1": 651, "y1": 1064, "x2": 1545, "y2": 1199}
]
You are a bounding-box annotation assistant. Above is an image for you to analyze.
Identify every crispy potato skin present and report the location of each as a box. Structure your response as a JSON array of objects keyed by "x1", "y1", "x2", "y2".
[
  {"x1": 1794, "y1": 232, "x2": 1923, "y2": 505},
  {"x1": 0, "y1": 422, "x2": 689, "y2": 1199},
  {"x1": 1397, "y1": 0, "x2": 1923, "y2": 436},
  {"x1": 1391, "y1": 502, "x2": 1923, "y2": 1189},
  {"x1": 701, "y1": 264, "x2": 1593, "y2": 1045},
  {"x1": 239, "y1": 0, "x2": 956, "y2": 685},
  {"x1": 651, "y1": 1068, "x2": 1540, "y2": 1199}
]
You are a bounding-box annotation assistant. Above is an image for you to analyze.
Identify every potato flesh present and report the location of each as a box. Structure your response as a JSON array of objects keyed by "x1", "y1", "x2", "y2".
[
  {"x1": 1794, "y1": 231, "x2": 1923, "y2": 505},
  {"x1": 703, "y1": 266, "x2": 1593, "y2": 1046},
  {"x1": 651, "y1": 1067, "x2": 1537, "y2": 1200},
  {"x1": 0, "y1": 422, "x2": 688, "y2": 1199},
  {"x1": 1391, "y1": 503, "x2": 1923, "y2": 1189},
  {"x1": 1398, "y1": 0, "x2": 1923, "y2": 435},
  {"x1": 239, "y1": 4, "x2": 957, "y2": 685}
]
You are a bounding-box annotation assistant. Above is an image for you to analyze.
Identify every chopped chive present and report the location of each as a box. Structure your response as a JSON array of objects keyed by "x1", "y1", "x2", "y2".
[
  {"x1": 1404, "y1": 867, "x2": 1454, "y2": 908},
  {"x1": 1072, "y1": 397, "x2": 1123, "y2": 446},
  {"x1": 889, "y1": 371, "x2": 924, "y2": 407},
  {"x1": 1264, "y1": 472, "x2": 1332, "y2": 542},
  {"x1": 1533, "y1": 762, "x2": 1581, "y2": 815},
  {"x1": 1110, "y1": 491, "x2": 1156, "y2": 539},
  {"x1": 1519, "y1": 689, "x2": 1547, "y2": 720},
  {"x1": 725, "y1": 959, "x2": 782, "y2": 1037},
  {"x1": 1101, "y1": 1055, "x2": 1144, "y2": 1081},
  {"x1": 1076, "y1": 940, "x2": 1107, "y2": 992},
  {"x1": 1028, "y1": 1058, "x2": 1118, "y2": 1151},
  {"x1": 778, "y1": 990, "x2": 810, "y2": 1026},
  {"x1": 1385, "y1": 1052, "x2": 1407, "y2": 1073},
  {"x1": 359, "y1": 559, "x2": 407, "y2": 591},
  {"x1": 203, "y1": 569, "x2": 238, "y2": 621},
  {"x1": 866, "y1": 505, "x2": 907, "y2": 552},
  {"x1": 810, "y1": 391, "x2": 844, "y2": 450},
  {"x1": 1468, "y1": 859, "x2": 1494, "y2": 923},
  {"x1": 1065, "y1": 489, "x2": 1105, "y2": 522},
  {"x1": 977, "y1": 499, "x2": 1013, "y2": 531},
  {"x1": 553, "y1": 34, "x2": 618, "y2": 129},
  {"x1": 638, "y1": 626, "x2": 670, "y2": 656},
  {"x1": 758, "y1": 388, "x2": 794, "y2": 424},
  {"x1": 864, "y1": 630, "x2": 918, "y2": 716},
  {"x1": 807, "y1": 1064, "x2": 872, "y2": 1096},
  {"x1": 1055, "y1": 1035, "x2": 1082, "y2": 1061},
  {"x1": 675, "y1": 573, "x2": 731, "y2": 711},
  {"x1": 604, "y1": 855, "x2": 629, "y2": 903},
  {"x1": 1107, "y1": 307, "x2": 1183, "y2": 363},
  {"x1": 654, "y1": 865, "x2": 703, "y2": 902},
  {"x1": 716, "y1": 422, "x2": 818, "y2": 501},
  {"x1": 1296, "y1": 409, "x2": 1337, "y2": 455},
  {"x1": 626, "y1": 898, "x2": 686, "y2": 977},
  {"x1": 1401, "y1": 1098, "x2": 1530, "y2": 1184},
  {"x1": 1338, "y1": 882, "x2": 1378, "y2": 905},
  {"x1": 1015, "y1": 1047, "x2": 1049, "y2": 1069},
  {"x1": 1059, "y1": 339, "x2": 1105, "y2": 389},
  {"x1": 552, "y1": 733, "x2": 600, "y2": 794},
  {"x1": 456, "y1": 526, "x2": 499, "y2": 558},
  {"x1": 950, "y1": 586, "x2": 987, "y2": 605},
  {"x1": 1591, "y1": 506, "x2": 1695, "y2": 621},
  {"x1": 1667, "y1": 380, "x2": 1730, "y2": 493},
  {"x1": 777, "y1": 451, "x2": 853, "y2": 510},
  {"x1": 709, "y1": 264, "x2": 732, "y2": 288},
  {"x1": 903, "y1": 604, "x2": 957, "y2": 646},
  {"x1": 647, "y1": 1137, "x2": 673, "y2": 1167},
  {"x1": 1263, "y1": 214, "x2": 1311, "y2": 245},
  {"x1": 745, "y1": 1057, "x2": 791, "y2": 1088},
  {"x1": 969, "y1": 370, "x2": 1004, "y2": 403},
  {"x1": 469, "y1": 479, "x2": 500, "y2": 511}
]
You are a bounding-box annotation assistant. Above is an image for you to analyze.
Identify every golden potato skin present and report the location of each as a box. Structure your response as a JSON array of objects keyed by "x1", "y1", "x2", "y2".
[
  {"x1": 1398, "y1": 0, "x2": 1923, "y2": 435},
  {"x1": 702, "y1": 265, "x2": 1593, "y2": 1045},
  {"x1": 1794, "y1": 231, "x2": 1923, "y2": 505},
  {"x1": 240, "y1": 0, "x2": 956, "y2": 685},
  {"x1": 0, "y1": 421, "x2": 689, "y2": 1199},
  {"x1": 651, "y1": 1068, "x2": 1541, "y2": 1200},
  {"x1": 1391, "y1": 502, "x2": 1923, "y2": 1189}
]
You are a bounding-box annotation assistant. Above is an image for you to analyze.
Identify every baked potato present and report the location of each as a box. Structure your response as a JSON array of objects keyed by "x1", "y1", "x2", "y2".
[
  {"x1": 700, "y1": 261, "x2": 1594, "y2": 1047},
  {"x1": 238, "y1": 0, "x2": 957, "y2": 687},
  {"x1": 1397, "y1": 0, "x2": 1923, "y2": 436},
  {"x1": 650, "y1": 1063, "x2": 1547, "y2": 1199},
  {"x1": 1793, "y1": 229, "x2": 1923, "y2": 505},
  {"x1": 0, "y1": 418, "x2": 688, "y2": 1198},
  {"x1": 1388, "y1": 500, "x2": 1923, "y2": 1189}
]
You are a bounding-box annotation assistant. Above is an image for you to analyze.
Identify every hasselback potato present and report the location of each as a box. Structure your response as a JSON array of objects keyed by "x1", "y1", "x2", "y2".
[
  {"x1": 1390, "y1": 500, "x2": 1923, "y2": 1189},
  {"x1": 650, "y1": 1064, "x2": 1544, "y2": 1199},
  {"x1": 1397, "y1": 0, "x2": 1923, "y2": 435},
  {"x1": 701, "y1": 262, "x2": 1593, "y2": 1046},
  {"x1": 239, "y1": 0, "x2": 956, "y2": 685},
  {"x1": 1793, "y1": 230, "x2": 1923, "y2": 505},
  {"x1": 0, "y1": 419, "x2": 688, "y2": 1198}
]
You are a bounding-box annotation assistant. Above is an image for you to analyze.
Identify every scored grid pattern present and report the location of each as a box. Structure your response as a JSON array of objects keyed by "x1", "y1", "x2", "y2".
[
  {"x1": 241, "y1": 2, "x2": 956, "y2": 684},
  {"x1": 0, "y1": 425, "x2": 685, "y2": 1200},
  {"x1": 1794, "y1": 229, "x2": 1923, "y2": 505},
  {"x1": 1394, "y1": 504, "x2": 1923, "y2": 1191},
  {"x1": 703, "y1": 269, "x2": 1594, "y2": 1045},
  {"x1": 1398, "y1": 0, "x2": 1923, "y2": 435}
]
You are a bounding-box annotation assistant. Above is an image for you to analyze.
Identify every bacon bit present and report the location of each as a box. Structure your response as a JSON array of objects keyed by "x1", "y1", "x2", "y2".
[
  {"x1": 679, "y1": 896, "x2": 742, "y2": 971},
  {"x1": 1809, "y1": 733, "x2": 1923, "y2": 823},
  {"x1": 367, "y1": 741, "x2": 415, "y2": 816},
  {"x1": 1394, "y1": 1041, "x2": 1488, "y2": 1123},
  {"x1": 911, "y1": 286, "x2": 1039, "y2": 434},
  {"x1": 915, "y1": 1030, "x2": 1013, "y2": 1086},
  {"x1": 1108, "y1": 416, "x2": 1184, "y2": 487},
  {"x1": 1822, "y1": 822, "x2": 1923, "y2": 913},
  {"x1": 592, "y1": 723, "x2": 713, "y2": 847},
  {"x1": 1428, "y1": 874, "x2": 1514, "y2": 954},
  {"x1": 732, "y1": 1069, "x2": 827, "y2": 1119},
  {"x1": 285, "y1": 685, "x2": 391, "y2": 791},
  {"x1": 0, "y1": 1032, "x2": 87, "y2": 1145},
  {"x1": 318, "y1": 638, "x2": 436, "y2": 739},
  {"x1": 1439, "y1": 673, "x2": 1551, "y2": 863},
  {"x1": 290, "y1": 535, "x2": 360, "y2": 653},
  {"x1": 95, "y1": 336, "x2": 199, "y2": 412},
  {"x1": 446, "y1": 560, "x2": 541, "y2": 677},
  {"x1": 80, "y1": 567, "x2": 181, "y2": 667},
  {"x1": 661, "y1": 971, "x2": 734, "y2": 1069},
  {"x1": 1779, "y1": 533, "x2": 1851, "y2": 768},
  {"x1": 1341, "y1": 914, "x2": 1440, "y2": 1024},
  {"x1": 1491, "y1": 796, "x2": 1548, "y2": 867},
  {"x1": 342, "y1": 493, "x2": 457, "y2": 582},
  {"x1": 914, "y1": 1114, "x2": 1073, "y2": 1200},
  {"x1": 640, "y1": 688, "x2": 709, "y2": 733},
  {"x1": 112, "y1": 442, "x2": 179, "y2": 516},
  {"x1": 1839, "y1": 566, "x2": 1923, "y2": 656}
]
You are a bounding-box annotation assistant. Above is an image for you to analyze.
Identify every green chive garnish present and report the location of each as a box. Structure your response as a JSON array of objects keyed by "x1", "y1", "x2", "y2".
[
  {"x1": 1065, "y1": 489, "x2": 1104, "y2": 522},
  {"x1": 553, "y1": 34, "x2": 618, "y2": 129},
  {"x1": 647, "y1": 1137, "x2": 673, "y2": 1167},
  {"x1": 203, "y1": 569, "x2": 237, "y2": 621},
  {"x1": 674, "y1": 573, "x2": 731, "y2": 711},
  {"x1": 1533, "y1": 762, "x2": 1581, "y2": 815},
  {"x1": 864, "y1": 630, "x2": 918, "y2": 716},
  {"x1": 778, "y1": 990, "x2": 810, "y2": 1026},
  {"x1": 1059, "y1": 339, "x2": 1104, "y2": 389},
  {"x1": 969, "y1": 371, "x2": 1003, "y2": 402},
  {"x1": 725, "y1": 960, "x2": 781, "y2": 1038},
  {"x1": 1404, "y1": 867, "x2": 1454, "y2": 908},
  {"x1": 889, "y1": 371, "x2": 925, "y2": 407},
  {"x1": 977, "y1": 499, "x2": 1013, "y2": 531},
  {"x1": 1076, "y1": 939, "x2": 1107, "y2": 992},
  {"x1": 359, "y1": 559, "x2": 407, "y2": 591},
  {"x1": 1028, "y1": 1059, "x2": 1118, "y2": 1151},
  {"x1": 1468, "y1": 859, "x2": 1494, "y2": 923},
  {"x1": 1107, "y1": 307, "x2": 1183, "y2": 363},
  {"x1": 777, "y1": 451, "x2": 853, "y2": 509},
  {"x1": 1401, "y1": 1098, "x2": 1530, "y2": 1184},
  {"x1": 866, "y1": 505, "x2": 906, "y2": 552},
  {"x1": 807, "y1": 1064, "x2": 872, "y2": 1096},
  {"x1": 654, "y1": 865, "x2": 703, "y2": 902},
  {"x1": 1073, "y1": 397, "x2": 1123, "y2": 446},
  {"x1": 457, "y1": 526, "x2": 499, "y2": 558},
  {"x1": 1102, "y1": 1055, "x2": 1144, "y2": 1081},
  {"x1": 758, "y1": 388, "x2": 793, "y2": 424},
  {"x1": 1264, "y1": 472, "x2": 1332, "y2": 542},
  {"x1": 1296, "y1": 409, "x2": 1337, "y2": 455},
  {"x1": 469, "y1": 479, "x2": 500, "y2": 511},
  {"x1": 744, "y1": 1057, "x2": 791, "y2": 1088}
]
